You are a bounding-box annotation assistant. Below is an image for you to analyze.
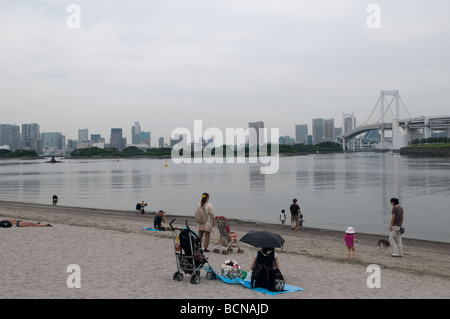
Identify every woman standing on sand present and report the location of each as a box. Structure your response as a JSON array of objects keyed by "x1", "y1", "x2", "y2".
[{"x1": 196, "y1": 193, "x2": 215, "y2": 252}]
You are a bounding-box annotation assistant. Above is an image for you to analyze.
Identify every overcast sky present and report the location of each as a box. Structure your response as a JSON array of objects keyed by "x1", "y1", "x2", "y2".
[{"x1": 1, "y1": 0, "x2": 449, "y2": 145}]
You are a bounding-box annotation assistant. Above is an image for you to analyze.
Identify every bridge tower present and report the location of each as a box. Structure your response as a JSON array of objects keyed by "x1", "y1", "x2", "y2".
[
  {"x1": 380, "y1": 90, "x2": 400, "y2": 149},
  {"x1": 380, "y1": 90, "x2": 400, "y2": 121}
]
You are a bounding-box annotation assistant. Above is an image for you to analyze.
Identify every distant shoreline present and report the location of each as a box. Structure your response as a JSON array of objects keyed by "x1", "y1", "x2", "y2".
[
  {"x1": 0, "y1": 152, "x2": 344, "y2": 161},
  {"x1": 0, "y1": 199, "x2": 448, "y2": 244},
  {"x1": 1, "y1": 142, "x2": 344, "y2": 160},
  {"x1": 0, "y1": 156, "x2": 45, "y2": 160},
  {"x1": 400, "y1": 145, "x2": 450, "y2": 156}
]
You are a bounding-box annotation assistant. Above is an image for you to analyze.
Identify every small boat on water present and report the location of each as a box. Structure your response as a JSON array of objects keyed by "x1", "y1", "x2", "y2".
[{"x1": 46, "y1": 156, "x2": 62, "y2": 163}]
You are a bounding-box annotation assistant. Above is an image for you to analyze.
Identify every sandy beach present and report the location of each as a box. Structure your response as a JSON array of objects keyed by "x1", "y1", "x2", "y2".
[{"x1": 1, "y1": 200, "x2": 449, "y2": 300}]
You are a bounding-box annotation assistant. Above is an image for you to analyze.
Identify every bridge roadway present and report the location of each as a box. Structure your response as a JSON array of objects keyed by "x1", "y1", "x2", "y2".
[{"x1": 343, "y1": 115, "x2": 450, "y2": 140}]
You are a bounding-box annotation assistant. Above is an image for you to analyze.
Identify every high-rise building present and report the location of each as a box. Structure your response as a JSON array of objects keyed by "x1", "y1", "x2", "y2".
[
  {"x1": 141, "y1": 131, "x2": 151, "y2": 147},
  {"x1": 159, "y1": 137, "x2": 164, "y2": 148},
  {"x1": 170, "y1": 135, "x2": 183, "y2": 147},
  {"x1": 248, "y1": 121, "x2": 264, "y2": 146},
  {"x1": 22, "y1": 123, "x2": 40, "y2": 141},
  {"x1": 78, "y1": 128, "x2": 89, "y2": 142},
  {"x1": 343, "y1": 113, "x2": 356, "y2": 135},
  {"x1": 110, "y1": 128, "x2": 124, "y2": 151},
  {"x1": 90, "y1": 134, "x2": 104, "y2": 143},
  {"x1": 312, "y1": 118, "x2": 325, "y2": 145},
  {"x1": 324, "y1": 119, "x2": 335, "y2": 142},
  {"x1": 334, "y1": 127, "x2": 342, "y2": 141},
  {"x1": 279, "y1": 135, "x2": 295, "y2": 145},
  {"x1": 21, "y1": 123, "x2": 42, "y2": 154},
  {"x1": 42, "y1": 132, "x2": 64, "y2": 150},
  {"x1": 0, "y1": 124, "x2": 20, "y2": 151},
  {"x1": 295, "y1": 124, "x2": 308, "y2": 144},
  {"x1": 131, "y1": 121, "x2": 141, "y2": 144},
  {"x1": 67, "y1": 139, "x2": 78, "y2": 150}
]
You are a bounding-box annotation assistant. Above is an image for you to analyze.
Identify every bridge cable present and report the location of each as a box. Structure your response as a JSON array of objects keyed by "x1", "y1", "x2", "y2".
[
  {"x1": 381, "y1": 96, "x2": 396, "y2": 123},
  {"x1": 387, "y1": 97, "x2": 396, "y2": 119},
  {"x1": 361, "y1": 95, "x2": 382, "y2": 126},
  {"x1": 399, "y1": 96, "x2": 412, "y2": 118}
]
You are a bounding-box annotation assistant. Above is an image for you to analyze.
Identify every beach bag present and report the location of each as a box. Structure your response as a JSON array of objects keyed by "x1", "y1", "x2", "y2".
[
  {"x1": 195, "y1": 205, "x2": 207, "y2": 224},
  {"x1": 272, "y1": 269, "x2": 285, "y2": 292},
  {"x1": 0, "y1": 220, "x2": 13, "y2": 228},
  {"x1": 220, "y1": 259, "x2": 246, "y2": 279},
  {"x1": 136, "y1": 203, "x2": 141, "y2": 211}
]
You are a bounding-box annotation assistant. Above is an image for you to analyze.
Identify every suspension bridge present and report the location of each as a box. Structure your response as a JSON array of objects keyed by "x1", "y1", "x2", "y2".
[{"x1": 342, "y1": 90, "x2": 450, "y2": 151}]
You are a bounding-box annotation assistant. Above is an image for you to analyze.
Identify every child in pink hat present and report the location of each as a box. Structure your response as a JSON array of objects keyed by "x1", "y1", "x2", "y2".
[{"x1": 344, "y1": 227, "x2": 357, "y2": 259}]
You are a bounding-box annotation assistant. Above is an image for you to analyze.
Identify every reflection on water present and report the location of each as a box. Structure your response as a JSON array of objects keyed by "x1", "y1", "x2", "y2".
[
  {"x1": 249, "y1": 165, "x2": 265, "y2": 196},
  {"x1": 0, "y1": 154, "x2": 449, "y2": 242}
]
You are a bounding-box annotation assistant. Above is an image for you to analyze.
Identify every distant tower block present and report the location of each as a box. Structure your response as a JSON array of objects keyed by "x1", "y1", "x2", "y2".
[
  {"x1": 342, "y1": 113, "x2": 356, "y2": 135},
  {"x1": 342, "y1": 113, "x2": 356, "y2": 151}
]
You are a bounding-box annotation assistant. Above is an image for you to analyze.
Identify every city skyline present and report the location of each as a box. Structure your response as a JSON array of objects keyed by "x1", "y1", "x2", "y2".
[
  {"x1": 0, "y1": 116, "x2": 339, "y2": 153},
  {"x1": 1, "y1": 1, "x2": 450, "y2": 144}
]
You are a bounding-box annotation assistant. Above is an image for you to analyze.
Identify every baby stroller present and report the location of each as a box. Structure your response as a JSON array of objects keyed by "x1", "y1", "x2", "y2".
[
  {"x1": 170, "y1": 219, "x2": 216, "y2": 284},
  {"x1": 213, "y1": 216, "x2": 244, "y2": 255}
]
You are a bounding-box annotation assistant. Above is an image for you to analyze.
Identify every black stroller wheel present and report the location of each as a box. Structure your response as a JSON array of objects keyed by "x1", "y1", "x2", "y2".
[
  {"x1": 173, "y1": 272, "x2": 184, "y2": 281},
  {"x1": 206, "y1": 271, "x2": 216, "y2": 280},
  {"x1": 190, "y1": 273, "x2": 200, "y2": 284}
]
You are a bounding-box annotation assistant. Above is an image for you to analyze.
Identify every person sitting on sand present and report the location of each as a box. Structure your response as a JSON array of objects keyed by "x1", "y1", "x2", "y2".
[
  {"x1": 153, "y1": 210, "x2": 170, "y2": 231},
  {"x1": 250, "y1": 247, "x2": 280, "y2": 272},
  {"x1": 1, "y1": 218, "x2": 52, "y2": 227},
  {"x1": 250, "y1": 247, "x2": 283, "y2": 291}
]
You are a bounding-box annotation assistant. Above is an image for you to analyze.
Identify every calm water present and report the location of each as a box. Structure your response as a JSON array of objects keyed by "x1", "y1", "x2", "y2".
[{"x1": 0, "y1": 154, "x2": 449, "y2": 243}]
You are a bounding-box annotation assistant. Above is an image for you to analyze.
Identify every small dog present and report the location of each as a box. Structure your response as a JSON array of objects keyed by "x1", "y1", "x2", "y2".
[{"x1": 375, "y1": 239, "x2": 390, "y2": 251}]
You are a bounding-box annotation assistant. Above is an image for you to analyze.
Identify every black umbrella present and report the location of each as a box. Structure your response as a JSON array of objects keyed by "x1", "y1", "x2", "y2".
[{"x1": 240, "y1": 230, "x2": 285, "y2": 248}]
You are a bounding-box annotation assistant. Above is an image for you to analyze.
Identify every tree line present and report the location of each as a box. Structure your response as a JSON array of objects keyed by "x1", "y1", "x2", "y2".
[
  {"x1": 69, "y1": 142, "x2": 343, "y2": 158},
  {"x1": 409, "y1": 137, "x2": 450, "y2": 146},
  {"x1": 0, "y1": 149, "x2": 39, "y2": 158},
  {"x1": 0, "y1": 142, "x2": 343, "y2": 159}
]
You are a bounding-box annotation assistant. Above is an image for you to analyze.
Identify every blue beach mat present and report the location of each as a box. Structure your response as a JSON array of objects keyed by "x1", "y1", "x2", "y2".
[
  {"x1": 214, "y1": 272, "x2": 304, "y2": 296},
  {"x1": 141, "y1": 226, "x2": 160, "y2": 231}
]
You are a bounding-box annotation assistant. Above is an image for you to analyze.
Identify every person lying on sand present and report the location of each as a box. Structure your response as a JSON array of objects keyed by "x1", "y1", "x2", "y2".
[{"x1": 1, "y1": 218, "x2": 52, "y2": 227}]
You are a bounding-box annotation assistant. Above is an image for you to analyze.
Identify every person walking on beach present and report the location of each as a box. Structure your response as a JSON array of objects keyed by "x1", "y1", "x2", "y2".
[
  {"x1": 299, "y1": 212, "x2": 304, "y2": 230},
  {"x1": 389, "y1": 198, "x2": 404, "y2": 257},
  {"x1": 289, "y1": 198, "x2": 301, "y2": 230},
  {"x1": 196, "y1": 192, "x2": 215, "y2": 252},
  {"x1": 344, "y1": 227, "x2": 357, "y2": 259},
  {"x1": 279, "y1": 209, "x2": 286, "y2": 227}
]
